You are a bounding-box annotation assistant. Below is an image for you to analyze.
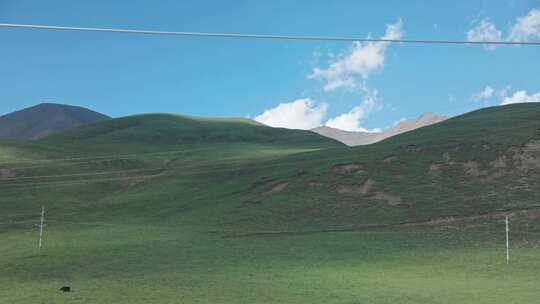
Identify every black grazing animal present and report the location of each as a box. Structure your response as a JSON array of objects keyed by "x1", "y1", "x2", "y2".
[{"x1": 59, "y1": 286, "x2": 71, "y2": 293}]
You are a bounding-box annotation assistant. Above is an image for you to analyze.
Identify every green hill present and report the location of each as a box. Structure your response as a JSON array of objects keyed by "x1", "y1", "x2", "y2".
[
  {"x1": 1, "y1": 104, "x2": 539, "y2": 304},
  {"x1": 241, "y1": 103, "x2": 540, "y2": 229},
  {"x1": 44, "y1": 113, "x2": 341, "y2": 147}
]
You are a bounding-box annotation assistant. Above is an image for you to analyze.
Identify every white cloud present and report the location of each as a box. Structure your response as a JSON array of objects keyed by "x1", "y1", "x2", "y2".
[
  {"x1": 480, "y1": 85, "x2": 495, "y2": 99},
  {"x1": 466, "y1": 18, "x2": 502, "y2": 50},
  {"x1": 325, "y1": 107, "x2": 369, "y2": 131},
  {"x1": 254, "y1": 99, "x2": 327, "y2": 130},
  {"x1": 325, "y1": 89, "x2": 379, "y2": 132},
  {"x1": 309, "y1": 20, "x2": 404, "y2": 92},
  {"x1": 261, "y1": 21, "x2": 406, "y2": 132},
  {"x1": 472, "y1": 85, "x2": 495, "y2": 101},
  {"x1": 500, "y1": 90, "x2": 540, "y2": 105},
  {"x1": 466, "y1": 8, "x2": 540, "y2": 49},
  {"x1": 471, "y1": 85, "x2": 540, "y2": 106},
  {"x1": 508, "y1": 8, "x2": 540, "y2": 42}
]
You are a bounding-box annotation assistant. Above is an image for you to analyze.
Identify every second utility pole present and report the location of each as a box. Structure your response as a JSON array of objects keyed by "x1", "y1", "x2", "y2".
[{"x1": 39, "y1": 206, "x2": 45, "y2": 250}]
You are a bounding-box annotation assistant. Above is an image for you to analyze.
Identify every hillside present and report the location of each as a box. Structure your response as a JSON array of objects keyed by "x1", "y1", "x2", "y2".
[
  {"x1": 0, "y1": 103, "x2": 110, "y2": 140},
  {"x1": 0, "y1": 104, "x2": 539, "y2": 304},
  {"x1": 2, "y1": 103, "x2": 538, "y2": 231},
  {"x1": 245, "y1": 104, "x2": 540, "y2": 228},
  {"x1": 44, "y1": 113, "x2": 342, "y2": 148},
  {"x1": 312, "y1": 112, "x2": 448, "y2": 146}
]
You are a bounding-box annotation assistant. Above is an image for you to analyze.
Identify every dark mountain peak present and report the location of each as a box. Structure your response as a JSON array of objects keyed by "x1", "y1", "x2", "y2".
[
  {"x1": 0, "y1": 103, "x2": 110, "y2": 140},
  {"x1": 36, "y1": 102, "x2": 65, "y2": 107}
]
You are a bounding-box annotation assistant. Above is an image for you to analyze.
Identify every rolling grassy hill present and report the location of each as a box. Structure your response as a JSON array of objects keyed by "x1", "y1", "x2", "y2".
[{"x1": 0, "y1": 104, "x2": 539, "y2": 303}]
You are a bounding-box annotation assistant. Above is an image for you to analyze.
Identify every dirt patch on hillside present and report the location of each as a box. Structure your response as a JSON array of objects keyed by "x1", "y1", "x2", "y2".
[
  {"x1": 0, "y1": 169, "x2": 15, "y2": 180},
  {"x1": 336, "y1": 178, "x2": 374, "y2": 194},
  {"x1": 429, "y1": 163, "x2": 441, "y2": 177},
  {"x1": 490, "y1": 155, "x2": 508, "y2": 169},
  {"x1": 381, "y1": 155, "x2": 398, "y2": 164},
  {"x1": 428, "y1": 162, "x2": 455, "y2": 177},
  {"x1": 428, "y1": 139, "x2": 540, "y2": 180},
  {"x1": 261, "y1": 181, "x2": 289, "y2": 195},
  {"x1": 442, "y1": 152, "x2": 451, "y2": 162},
  {"x1": 462, "y1": 161, "x2": 486, "y2": 177},
  {"x1": 372, "y1": 192, "x2": 403, "y2": 206},
  {"x1": 336, "y1": 184, "x2": 363, "y2": 194},
  {"x1": 336, "y1": 179, "x2": 406, "y2": 206},
  {"x1": 430, "y1": 159, "x2": 489, "y2": 178},
  {"x1": 331, "y1": 163, "x2": 366, "y2": 175},
  {"x1": 361, "y1": 179, "x2": 376, "y2": 194},
  {"x1": 524, "y1": 139, "x2": 540, "y2": 152},
  {"x1": 511, "y1": 139, "x2": 540, "y2": 171}
]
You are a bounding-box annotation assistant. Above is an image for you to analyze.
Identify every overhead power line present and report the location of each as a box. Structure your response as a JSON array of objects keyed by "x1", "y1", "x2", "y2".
[{"x1": 1, "y1": 23, "x2": 540, "y2": 46}]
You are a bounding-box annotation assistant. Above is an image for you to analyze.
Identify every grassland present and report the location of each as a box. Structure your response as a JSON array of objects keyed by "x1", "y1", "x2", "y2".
[{"x1": 1, "y1": 104, "x2": 539, "y2": 303}]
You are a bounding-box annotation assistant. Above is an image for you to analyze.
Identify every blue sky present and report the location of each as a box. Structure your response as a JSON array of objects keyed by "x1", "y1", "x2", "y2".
[{"x1": 1, "y1": 0, "x2": 539, "y2": 131}]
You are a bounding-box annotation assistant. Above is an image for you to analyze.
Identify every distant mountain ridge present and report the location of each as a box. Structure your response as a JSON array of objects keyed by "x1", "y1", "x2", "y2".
[
  {"x1": 312, "y1": 112, "x2": 448, "y2": 146},
  {"x1": 0, "y1": 103, "x2": 110, "y2": 140}
]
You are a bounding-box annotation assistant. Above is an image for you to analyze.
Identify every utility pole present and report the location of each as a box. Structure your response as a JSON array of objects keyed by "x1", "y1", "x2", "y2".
[
  {"x1": 39, "y1": 206, "x2": 45, "y2": 249},
  {"x1": 505, "y1": 216, "x2": 510, "y2": 265}
]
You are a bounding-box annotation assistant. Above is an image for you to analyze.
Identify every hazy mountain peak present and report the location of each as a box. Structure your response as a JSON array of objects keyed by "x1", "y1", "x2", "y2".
[{"x1": 312, "y1": 112, "x2": 449, "y2": 146}]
